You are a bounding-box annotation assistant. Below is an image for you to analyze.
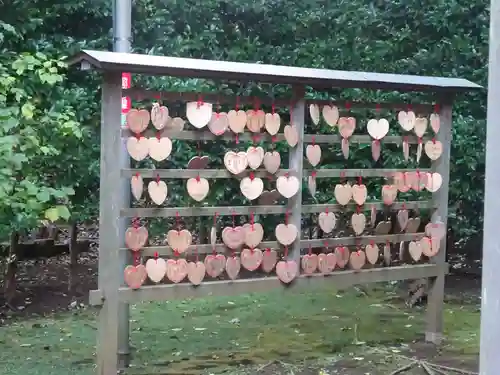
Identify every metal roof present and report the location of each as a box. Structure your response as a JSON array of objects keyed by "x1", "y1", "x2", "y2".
[{"x1": 67, "y1": 49, "x2": 482, "y2": 93}]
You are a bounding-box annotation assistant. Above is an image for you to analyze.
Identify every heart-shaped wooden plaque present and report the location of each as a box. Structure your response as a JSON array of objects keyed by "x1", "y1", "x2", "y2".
[
  {"x1": 204, "y1": 254, "x2": 226, "y2": 277},
  {"x1": 275, "y1": 223, "x2": 298, "y2": 246},
  {"x1": 187, "y1": 261, "x2": 205, "y2": 285},
  {"x1": 370, "y1": 206, "x2": 377, "y2": 226},
  {"x1": 222, "y1": 226, "x2": 245, "y2": 249},
  {"x1": 246, "y1": 109, "x2": 265, "y2": 133},
  {"x1": 210, "y1": 226, "x2": 217, "y2": 246},
  {"x1": 276, "y1": 175, "x2": 300, "y2": 198},
  {"x1": 187, "y1": 177, "x2": 209, "y2": 202},
  {"x1": 383, "y1": 243, "x2": 391, "y2": 266},
  {"x1": 127, "y1": 136, "x2": 149, "y2": 161},
  {"x1": 414, "y1": 117, "x2": 428, "y2": 138},
  {"x1": 307, "y1": 175, "x2": 316, "y2": 196},
  {"x1": 309, "y1": 104, "x2": 320, "y2": 125},
  {"x1": 341, "y1": 138, "x2": 350, "y2": 160},
  {"x1": 408, "y1": 241, "x2": 422, "y2": 261},
  {"x1": 265, "y1": 113, "x2": 281, "y2": 135},
  {"x1": 405, "y1": 218, "x2": 421, "y2": 234},
  {"x1": 335, "y1": 247, "x2": 349, "y2": 268},
  {"x1": 425, "y1": 221, "x2": 446, "y2": 241},
  {"x1": 402, "y1": 139, "x2": 410, "y2": 161},
  {"x1": 124, "y1": 265, "x2": 147, "y2": 289},
  {"x1": 263, "y1": 151, "x2": 281, "y2": 174},
  {"x1": 241, "y1": 248, "x2": 263, "y2": 271},
  {"x1": 421, "y1": 236, "x2": 440, "y2": 257},
  {"x1": 301, "y1": 254, "x2": 318, "y2": 274},
  {"x1": 339, "y1": 117, "x2": 356, "y2": 138},
  {"x1": 226, "y1": 256, "x2": 241, "y2": 280},
  {"x1": 424, "y1": 140, "x2": 443, "y2": 160},
  {"x1": 349, "y1": 250, "x2": 366, "y2": 270},
  {"x1": 318, "y1": 253, "x2": 336, "y2": 273},
  {"x1": 365, "y1": 243, "x2": 379, "y2": 265},
  {"x1": 243, "y1": 223, "x2": 264, "y2": 248},
  {"x1": 276, "y1": 260, "x2": 298, "y2": 284},
  {"x1": 227, "y1": 109, "x2": 247, "y2": 133},
  {"x1": 247, "y1": 146, "x2": 265, "y2": 170},
  {"x1": 318, "y1": 212, "x2": 336, "y2": 233},
  {"x1": 382, "y1": 185, "x2": 398, "y2": 205},
  {"x1": 306, "y1": 144, "x2": 321, "y2": 167},
  {"x1": 127, "y1": 109, "x2": 150, "y2": 134},
  {"x1": 352, "y1": 184, "x2": 368, "y2": 206},
  {"x1": 148, "y1": 136, "x2": 172, "y2": 161},
  {"x1": 397, "y1": 209, "x2": 409, "y2": 231},
  {"x1": 334, "y1": 183, "x2": 352, "y2": 205},
  {"x1": 125, "y1": 226, "x2": 148, "y2": 251},
  {"x1": 425, "y1": 172, "x2": 442, "y2": 192},
  {"x1": 148, "y1": 180, "x2": 168, "y2": 205},
  {"x1": 416, "y1": 142, "x2": 423, "y2": 163},
  {"x1": 322, "y1": 105, "x2": 339, "y2": 127},
  {"x1": 397, "y1": 110, "x2": 416, "y2": 131},
  {"x1": 375, "y1": 221, "x2": 392, "y2": 235},
  {"x1": 150, "y1": 104, "x2": 169, "y2": 130},
  {"x1": 351, "y1": 213, "x2": 366, "y2": 235},
  {"x1": 145, "y1": 258, "x2": 167, "y2": 283},
  {"x1": 208, "y1": 112, "x2": 229, "y2": 135},
  {"x1": 258, "y1": 189, "x2": 280, "y2": 205},
  {"x1": 166, "y1": 258, "x2": 188, "y2": 283},
  {"x1": 186, "y1": 102, "x2": 212, "y2": 129},
  {"x1": 430, "y1": 113, "x2": 440, "y2": 134},
  {"x1": 371, "y1": 140, "x2": 381, "y2": 162},
  {"x1": 224, "y1": 151, "x2": 248, "y2": 174},
  {"x1": 240, "y1": 177, "x2": 264, "y2": 201},
  {"x1": 284, "y1": 125, "x2": 299, "y2": 147},
  {"x1": 367, "y1": 118, "x2": 389, "y2": 140},
  {"x1": 187, "y1": 155, "x2": 209, "y2": 169},
  {"x1": 262, "y1": 249, "x2": 278, "y2": 272},
  {"x1": 166, "y1": 229, "x2": 192, "y2": 253},
  {"x1": 166, "y1": 117, "x2": 185, "y2": 132},
  {"x1": 131, "y1": 174, "x2": 143, "y2": 201}
]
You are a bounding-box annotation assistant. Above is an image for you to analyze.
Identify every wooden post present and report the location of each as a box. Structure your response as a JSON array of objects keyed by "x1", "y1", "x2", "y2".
[
  {"x1": 288, "y1": 86, "x2": 305, "y2": 263},
  {"x1": 68, "y1": 222, "x2": 78, "y2": 293},
  {"x1": 425, "y1": 100, "x2": 452, "y2": 344},
  {"x1": 96, "y1": 71, "x2": 124, "y2": 374}
]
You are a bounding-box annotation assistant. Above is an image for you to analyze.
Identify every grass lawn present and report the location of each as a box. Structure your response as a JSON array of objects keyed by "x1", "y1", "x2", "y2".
[{"x1": 0, "y1": 284, "x2": 480, "y2": 375}]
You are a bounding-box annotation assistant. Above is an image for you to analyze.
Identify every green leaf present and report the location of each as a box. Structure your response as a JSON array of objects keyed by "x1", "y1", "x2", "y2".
[
  {"x1": 21, "y1": 103, "x2": 34, "y2": 119},
  {"x1": 36, "y1": 190, "x2": 50, "y2": 203},
  {"x1": 56, "y1": 205, "x2": 71, "y2": 220},
  {"x1": 44, "y1": 207, "x2": 59, "y2": 222}
]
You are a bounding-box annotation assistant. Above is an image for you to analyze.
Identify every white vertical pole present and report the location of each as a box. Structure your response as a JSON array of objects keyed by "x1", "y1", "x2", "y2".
[{"x1": 480, "y1": 0, "x2": 500, "y2": 373}]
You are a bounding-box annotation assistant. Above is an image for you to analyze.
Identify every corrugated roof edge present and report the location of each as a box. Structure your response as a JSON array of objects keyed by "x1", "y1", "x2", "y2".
[{"x1": 66, "y1": 50, "x2": 482, "y2": 93}]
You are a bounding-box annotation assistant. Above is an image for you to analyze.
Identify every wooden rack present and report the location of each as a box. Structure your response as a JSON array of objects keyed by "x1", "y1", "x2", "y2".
[{"x1": 67, "y1": 48, "x2": 480, "y2": 375}]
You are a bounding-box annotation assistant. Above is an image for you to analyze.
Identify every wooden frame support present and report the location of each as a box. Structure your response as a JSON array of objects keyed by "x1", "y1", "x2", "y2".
[{"x1": 425, "y1": 101, "x2": 453, "y2": 345}]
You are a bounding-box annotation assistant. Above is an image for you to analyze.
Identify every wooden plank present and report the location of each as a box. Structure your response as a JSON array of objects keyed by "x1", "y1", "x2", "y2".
[
  {"x1": 122, "y1": 168, "x2": 431, "y2": 179},
  {"x1": 425, "y1": 101, "x2": 452, "y2": 345},
  {"x1": 96, "y1": 71, "x2": 122, "y2": 375},
  {"x1": 121, "y1": 200, "x2": 435, "y2": 217},
  {"x1": 121, "y1": 232, "x2": 428, "y2": 256},
  {"x1": 288, "y1": 87, "x2": 305, "y2": 263},
  {"x1": 88, "y1": 263, "x2": 449, "y2": 306},
  {"x1": 121, "y1": 129, "x2": 429, "y2": 144},
  {"x1": 123, "y1": 88, "x2": 442, "y2": 112}
]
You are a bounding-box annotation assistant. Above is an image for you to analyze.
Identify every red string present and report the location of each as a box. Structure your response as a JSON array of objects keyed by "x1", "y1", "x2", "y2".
[
  {"x1": 135, "y1": 172, "x2": 139, "y2": 178},
  {"x1": 285, "y1": 210, "x2": 289, "y2": 225},
  {"x1": 434, "y1": 103, "x2": 440, "y2": 113},
  {"x1": 156, "y1": 173, "x2": 160, "y2": 184},
  {"x1": 340, "y1": 170, "x2": 346, "y2": 182},
  {"x1": 311, "y1": 170, "x2": 317, "y2": 178},
  {"x1": 196, "y1": 94, "x2": 204, "y2": 108},
  {"x1": 402, "y1": 202, "x2": 406, "y2": 210},
  {"x1": 345, "y1": 102, "x2": 351, "y2": 111},
  {"x1": 174, "y1": 249, "x2": 179, "y2": 257},
  {"x1": 357, "y1": 205, "x2": 361, "y2": 214},
  {"x1": 156, "y1": 131, "x2": 161, "y2": 140},
  {"x1": 404, "y1": 135, "x2": 408, "y2": 143},
  {"x1": 213, "y1": 212, "x2": 218, "y2": 226},
  {"x1": 135, "y1": 132, "x2": 141, "y2": 140},
  {"x1": 376, "y1": 103, "x2": 381, "y2": 112},
  {"x1": 196, "y1": 174, "x2": 200, "y2": 182},
  {"x1": 370, "y1": 240, "x2": 374, "y2": 246},
  {"x1": 407, "y1": 104, "x2": 412, "y2": 111},
  {"x1": 271, "y1": 135, "x2": 277, "y2": 145},
  {"x1": 249, "y1": 171, "x2": 255, "y2": 181},
  {"x1": 134, "y1": 252, "x2": 140, "y2": 266},
  {"x1": 132, "y1": 217, "x2": 139, "y2": 228},
  {"x1": 235, "y1": 134, "x2": 239, "y2": 145},
  {"x1": 311, "y1": 136, "x2": 315, "y2": 145},
  {"x1": 250, "y1": 212, "x2": 254, "y2": 230},
  {"x1": 418, "y1": 137, "x2": 422, "y2": 144},
  {"x1": 175, "y1": 211, "x2": 180, "y2": 231},
  {"x1": 154, "y1": 251, "x2": 159, "y2": 260},
  {"x1": 323, "y1": 241, "x2": 329, "y2": 251},
  {"x1": 254, "y1": 97, "x2": 260, "y2": 111},
  {"x1": 266, "y1": 247, "x2": 270, "y2": 254},
  {"x1": 358, "y1": 176, "x2": 362, "y2": 185},
  {"x1": 325, "y1": 206, "x2": 329, "y2": 214},
  {"x1": 235, "y1": 96, "x2": 240, "y2": 111},
  {"x1": 432, "y1": 138, "x2": 436, "y2": 144},
  {"x1": 271, "y1": 103, "x2": 275, "y2": 114},
  {"x1": 252, "y1": 135, "x2": 260, "y2": 145},
  {"x1": 308, "y1": 245, "x2": 312, "y2": 255},
  {"x1": 284, "y1": 246, "x2": 289, "y2": 258}
]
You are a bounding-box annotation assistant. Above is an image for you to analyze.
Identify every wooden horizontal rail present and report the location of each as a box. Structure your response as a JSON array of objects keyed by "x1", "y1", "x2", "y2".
[
  {"x1": 122, "y1": 168, "x2": 431, "y2": 179},
  {"x1": 122, "y1": 232, "x2": 428, "y2": 256},
  {"x1": 88, "y1": 263, "x2": 448, "y2": 306},
  {"x1": 123, "y1": 88, "x2": 435, "y2": 112},
  {"x1": 121, "y1": 129, "x2": 430, "y2": 145},
  {"x1": 121, "y1": 201, "x2": 435, "y2": 217}
]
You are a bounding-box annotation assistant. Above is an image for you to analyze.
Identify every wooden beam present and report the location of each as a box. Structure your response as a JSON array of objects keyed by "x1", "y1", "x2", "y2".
[
  {"x1": 88, "y1": 263, "x2": 449, "y2": 306},
  {"x1": 425, "y1": 101, "x2": 452, "y2": 344},
  {"x1": 121, "y1": 129, "x2": 430, "y2": 145},
  {"x1": 121, "y1": 201, "x2": 436, "y2": 217},
  {"x1": 121, "y1": 168, "x2": 432, "y2": 179},
  {"x1": 121, "y1": 232, "x2": 428, "y2": 256},
  {"x1": 123, "y1": 88, "x2": 435, "y2": 112}
]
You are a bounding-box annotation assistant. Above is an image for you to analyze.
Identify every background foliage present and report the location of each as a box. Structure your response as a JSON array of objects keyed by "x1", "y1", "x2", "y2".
[{"x1": 0, "y1": 0, "x2": 487, "y2": 257}]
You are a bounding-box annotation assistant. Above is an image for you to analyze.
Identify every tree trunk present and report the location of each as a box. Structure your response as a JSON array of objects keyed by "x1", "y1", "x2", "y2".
[
  {"x1": 4, "y1": 231, "x2": 19, "y2": 306},
  {"x1": 68, "y1": 222, "x2": 78, "y2": 293}
]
